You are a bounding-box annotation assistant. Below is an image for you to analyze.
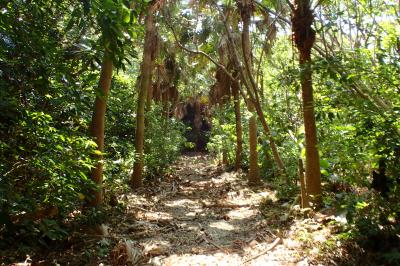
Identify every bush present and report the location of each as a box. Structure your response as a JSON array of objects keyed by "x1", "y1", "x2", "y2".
[
  {"x1": 144, "y1": 104, "x2": 186, "y2": 177},
  {"x1": 103, "y1": 74, "x2": 137, "y2": 191},
  {"x1": 207, "y1": 103, "x2": 250, "y2": 168},
  {"x1": 336, "y1": 191, "x2": 400, "y2": 264},
  {"x1": 0, "y1": 111, "x2": 96, "y2": 241}
]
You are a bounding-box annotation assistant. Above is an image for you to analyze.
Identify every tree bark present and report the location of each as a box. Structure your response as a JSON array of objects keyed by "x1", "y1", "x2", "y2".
[
  {"x1": 146, "y1": 82, "x2": 153, "y2": 110},
  {"x1": 239, "y1": 0, "x2": 253, "y2": 84},
  {"x1": 292, "y1": 0, "x2": 322, "y2": 207},
  {"x1": 232, "y1": 80, "x2": 243, "y2": 170},
  {"x1": 224, "y1": 3, "x2": 285, "y2": 172},
  {"x1": 252, "y1": 100, "x2": 285, "y2": 171},
  {"x1": 146, "y1": 34, "x2": 159, "y2": 111},
  {"x1": 239, "y1": 0, "x2": 260, "y2": 184},
  {"x1": 131, "y1": 9, "x2": 156, "y2": 188},
  {"x1": 298, "y1": 158, "x2": 309, "y2": 208},
  {"x1": 162, "y1": 87, "x2": 169, "y2": 118},
  {"x1": 89, "y1": 53, "x2": 113, "y2": 206},
  {"x1": 248, "y1": 100, "x2": 260, "y2": 185}
]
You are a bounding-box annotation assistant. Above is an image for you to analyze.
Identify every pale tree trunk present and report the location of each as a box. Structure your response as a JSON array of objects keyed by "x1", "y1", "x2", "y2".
[
  {"x1": 146, "y1": 33, "x2": 159, "y2": 110},
  {"x1": 131, "y1": 9, "x2": 156, "y2": 188},
  {"x1": 239, "y1": 0, "x2": 260, "y2": 184},
  {"x1": 218, "y1": 102, "x2": 229, "y2": 165},
  {"x1": 248, "y1": 100, "x2": 260, "y2": 184},
  {"x1": 253, "y1": 101, "x2": 285, "y2": 170},
  {"x1": 239, "y1": 0, "x2": 253, "y2": 81},
  {"x1": 223, "y1": 1, "x2": 285, "y2": 173},
  {"x1": 216, "y1": 48, "x2": 230, "y2": 165},
  {"x1": 298, "y1": 158, "x2": 309, "y2": 208},
  {"x1": 220, "y1": 102, "x2": 228, "y2": 166},
  {"x1": 292, "y1": 0, "x2": 322, "y2": 207},
  {"x1": 89, "y1": 53, "x2": 113, "y2": 206},
  {"x1": 232, "y1": 80, "x2": 243, "y2": 170}
]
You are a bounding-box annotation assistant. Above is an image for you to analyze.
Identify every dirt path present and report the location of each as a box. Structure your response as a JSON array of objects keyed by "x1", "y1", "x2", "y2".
[
  {"x1": 0, "y1": 153, "x2": 357, "y2": 265},
  {"x1": 108, "y1": 153, "x2": 335, "y2": 265}
]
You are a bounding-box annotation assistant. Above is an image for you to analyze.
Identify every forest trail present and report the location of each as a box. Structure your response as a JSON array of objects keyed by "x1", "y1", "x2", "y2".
[{"x1": 107, "y1": 153, "x2": 334, "y2": 266}]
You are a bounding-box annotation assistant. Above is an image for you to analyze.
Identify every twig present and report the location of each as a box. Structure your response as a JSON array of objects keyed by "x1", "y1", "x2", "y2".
[
  {"x1": 175, "y1": 217, "x2": 196, "y2": 221},
  {"x1": 202, "y1": 234, "x2": 225, "y2": 251},
  {"x1": 243, "y1": 237, "x2": 282, "y2": 264},
  {"x1": 254, "y1": 1, "x2": 291, "y2": 25},
  {"x1": 265, "y1": 229, "x2": 277, "y2": 238},
  {"x1": 4, "y1": 162, "x2": 27, "y2": 176},
  {"x1": 131, "y1": 206, "x2": 157, "y2": 213},
  {"x1": 203, "y1": 202, "x2": 251, "y2": 209}
]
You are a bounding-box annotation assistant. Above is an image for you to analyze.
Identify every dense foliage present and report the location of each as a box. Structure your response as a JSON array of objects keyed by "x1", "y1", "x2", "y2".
[
  {"x1": 0, "y1": 0, "x2": 184, "y2": 244},
  {"x1": 0, "y1": 0, "x2": 99, "y2": 237},
  {"x1": 1, "y1": 0, "x2": 399, "y2": 264},
  {"x1": 204, "y1": 0, "x2": 400, "y2": 262}
]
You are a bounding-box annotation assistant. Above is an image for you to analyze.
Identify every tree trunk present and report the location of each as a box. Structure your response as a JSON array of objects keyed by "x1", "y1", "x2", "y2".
[
  {"x1": 162, "y1": 87, "x2": 169, "y2": 118},
  {"x1": 131, "y1": 10, "x2": 156, "y2": 188},
  {"x1": 89, "y1": 54, "x2": 113, "y2": 206},
  {"x1": 252, "y1": 101, "x2": 285, "y2": 171},
  {"x1": 292, "y1": 0, "x2": 322, "y2": 207},
  {"x1": 232, "y1": 80, "x2": 243, "y2": 170},
  {"x1": 298, "y1": 158, "x2": 309, "y2": 208},
  {"x1": 240, "y1": 0, "x2": 285, "y2": 172},
  {"x1": 248, "y1": 100, "x2": 260, "y2": 185},
  {"x1": 146, "y1": 82, "x2": 153, "y2": 110},
  {"x1": 239, "y1": 0, "x2": 260, "y2": 184},
  {"x1": 239, "y1": 0, "x2": 253, "y2": 77},
  {"x1": 146, "y1": 35, "x2": 159, "y2": 111}
]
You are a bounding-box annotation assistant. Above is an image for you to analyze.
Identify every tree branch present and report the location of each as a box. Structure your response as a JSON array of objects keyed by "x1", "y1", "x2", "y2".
[
  {"x1": 164, "y1": 17, "x2": 237, "y2": 83},
  {"x1": 255, "y1": 1, "x2": 291, "y2": 25}
]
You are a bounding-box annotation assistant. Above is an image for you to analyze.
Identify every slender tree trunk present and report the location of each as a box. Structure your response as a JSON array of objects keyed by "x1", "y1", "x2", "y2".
[
  {"x1": 218, "y1": 102, "x2": 228, "y2": 165},
  {"x1": 162, "y1": 88, "x2": 169, "y2": 118},
  {"x1": 176, "y1": 9, "x2": 286, "y2": 173},
  {"x1": 298, "y1": 158, "x2": 309, "y2": 208},
  {"x1": 89, "y1": 53, "x2": 113, "y2": 206},
  {"x1": 146, "y1": 34, "x2": 159, "y2": 111},
  {"x1": 131, "y1": 10, "x2": 156, "y2": 188},
  {"x1": 146, "y1": 82, "x2": 153, "y2": 110},
  {"x1": 239, "y1": 0, "x2": 253, "y2": 77},
  {"x1": 237, "y1": 0, "x2": 284, "y2": 172},
  {"x1": 239, "y1": 0, "x2": 260, "y2": 184},
  {"x1": 248, "y1": 100, "x2": 260, "y2": 184},
  {"x1": 252, "y1": 101, "x2": 285, "y2": 171},
  {"x1": 232, "y1": 80, "x2": 243, "y2": 170},
  {"x1": 215, "y1": 47, "x2": 230, "y2": 164},
  {"x1": 292, "y1": 0, "x2": 322, "y2": 207}
]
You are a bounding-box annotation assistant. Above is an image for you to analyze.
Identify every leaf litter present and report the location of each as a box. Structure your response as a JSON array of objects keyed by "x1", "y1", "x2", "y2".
[
  {"x1": 104, "y1": 153, "x2": 343, "y2": 265},
  {"x1": 7, "y1": 153, "x2": 349, "y2": 265}
]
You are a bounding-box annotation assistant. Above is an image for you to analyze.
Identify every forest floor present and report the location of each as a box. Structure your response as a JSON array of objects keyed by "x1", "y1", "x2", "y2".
[{"x1": 5, "y1": 153, "x2": 359, "y2": 266}]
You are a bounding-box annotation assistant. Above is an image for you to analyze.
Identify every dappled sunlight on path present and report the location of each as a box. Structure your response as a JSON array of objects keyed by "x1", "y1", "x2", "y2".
[{"x1": 107, "y1": 153, "x2": 331, "y2": 265}]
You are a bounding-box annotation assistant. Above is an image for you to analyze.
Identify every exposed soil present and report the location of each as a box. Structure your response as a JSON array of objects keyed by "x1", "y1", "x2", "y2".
[
  {"x1": 106, "y1": 153, "x2": 344, "y2": 265},
  {"x1": 4, "y1": 153, "x2": 352, "y2": 265}
]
